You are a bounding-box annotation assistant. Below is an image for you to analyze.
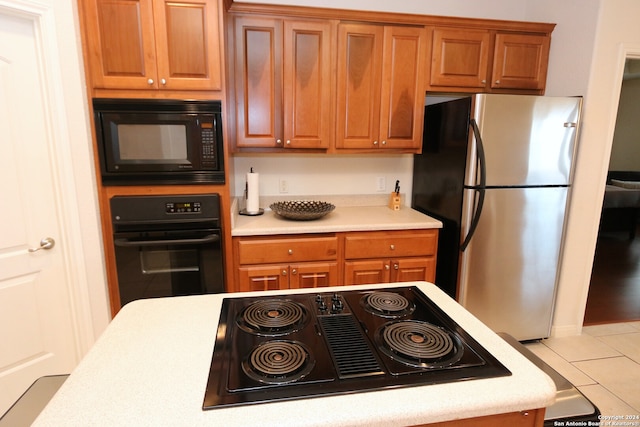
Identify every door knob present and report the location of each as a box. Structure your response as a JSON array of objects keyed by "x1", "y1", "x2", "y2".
[{"x1": 29, "y1": 237, "x2": 55, "y2": 252}]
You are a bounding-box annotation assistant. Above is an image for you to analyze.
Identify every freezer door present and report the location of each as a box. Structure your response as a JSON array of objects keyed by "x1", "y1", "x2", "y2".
[
  {"x1": 458, "y1": 186, "x2": 568, "y2": 340},
  {"x1": 472, "y1": 94, "x2": 581, "y2": 187}
]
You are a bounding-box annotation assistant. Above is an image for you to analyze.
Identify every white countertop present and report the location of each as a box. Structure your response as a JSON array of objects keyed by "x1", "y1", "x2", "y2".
[
  {"x1": 34, "y1": 282, "x2": 555, "y2": 427},
  {"x1": 232, "y1": 205, "x2": 442, "y2": 236}
]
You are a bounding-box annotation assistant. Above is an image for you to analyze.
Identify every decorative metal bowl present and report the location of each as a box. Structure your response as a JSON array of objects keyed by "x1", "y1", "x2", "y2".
[{"x1": 269, "y1": 200, "x2": 335, "y2": 221}]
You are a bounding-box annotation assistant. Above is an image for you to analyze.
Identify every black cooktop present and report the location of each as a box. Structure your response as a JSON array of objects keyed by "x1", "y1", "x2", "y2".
[{"x1": 203, "y1": 286, "x2": 511, "y2": 409}]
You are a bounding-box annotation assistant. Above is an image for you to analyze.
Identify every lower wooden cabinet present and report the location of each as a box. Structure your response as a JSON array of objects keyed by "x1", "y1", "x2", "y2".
[
  {"x1": 344, "y1": 257, "x2": 435, "y2": 285},
  {"x1": 232, "y1": 229, "x2": 438, "y2": 292},
  {"x1": 238, "y1": 262, "x2": 339, "y2": 291},
  {"x1": 343, "y1": 229, "x2": 437, "y2": 285},
  {"x1": 234, "y1": 235, "x2": 340, "y2": 291}
]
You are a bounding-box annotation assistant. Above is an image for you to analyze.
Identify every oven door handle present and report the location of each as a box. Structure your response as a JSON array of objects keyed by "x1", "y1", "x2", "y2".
[{"x1": 114, "y1": 234, "x2": 220, "y2": 247}]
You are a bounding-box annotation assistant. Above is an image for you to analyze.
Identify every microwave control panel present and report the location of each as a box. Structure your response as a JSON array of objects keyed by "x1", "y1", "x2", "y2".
[{"x1": 201, "y1": 121, "x2": 218, "y2": 169}]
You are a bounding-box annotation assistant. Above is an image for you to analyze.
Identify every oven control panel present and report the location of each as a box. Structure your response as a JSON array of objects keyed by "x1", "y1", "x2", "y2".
[{"x1": 165, "y1": 201, "x2": 201, "y2": 214}]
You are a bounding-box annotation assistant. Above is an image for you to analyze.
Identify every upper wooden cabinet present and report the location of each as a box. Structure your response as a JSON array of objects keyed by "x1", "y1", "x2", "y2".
[
  {"x1": 232, "y1": 16, "x2": 333, "y2": 149},
  {"x1": 491, "y1": 32, "x2": 550, "y2": 90},
  {"x1": 429, "y1": 27, "x2": 491, "y2": 89},
  {"x1": 82, "y1": 0, "x2": 222, "y2": 91},
  {"x1": 429, "y1": 27, "x2": 550, "y2": 93},
  {"x1": 336, "y1": 24, "x2": 427, "y2": 151}
]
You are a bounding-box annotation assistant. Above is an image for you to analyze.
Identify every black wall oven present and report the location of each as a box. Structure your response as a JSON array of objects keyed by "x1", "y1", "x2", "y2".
[{"x1": 111, "y1": 194, "x2": 225, "y2": 307}]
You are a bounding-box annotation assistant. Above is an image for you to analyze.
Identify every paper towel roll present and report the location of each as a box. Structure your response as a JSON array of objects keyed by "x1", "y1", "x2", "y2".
[{"x1": 246, "y1": 172, "x2": 260, "y2": 213}]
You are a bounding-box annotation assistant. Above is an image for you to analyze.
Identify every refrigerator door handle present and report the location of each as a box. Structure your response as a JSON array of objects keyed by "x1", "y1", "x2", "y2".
[{"x1": 461, "y1": 119, "x2": 487, "y2": 252}]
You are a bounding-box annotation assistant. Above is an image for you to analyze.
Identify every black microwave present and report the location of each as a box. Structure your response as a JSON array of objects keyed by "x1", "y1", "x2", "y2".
[{"x1": 93, "y1": 98, "x2": 224, "y2": 185}]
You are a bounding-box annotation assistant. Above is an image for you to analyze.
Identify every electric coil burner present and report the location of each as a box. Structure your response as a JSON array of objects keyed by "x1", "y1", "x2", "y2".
[{"x1": 203, "y1": 286, "x2": 511, "y2": 409}]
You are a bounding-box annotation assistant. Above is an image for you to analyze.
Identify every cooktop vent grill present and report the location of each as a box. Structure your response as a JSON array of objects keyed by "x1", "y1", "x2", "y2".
[{"x1": 318, "y1": 315, "x2": 383, "y2": 379}]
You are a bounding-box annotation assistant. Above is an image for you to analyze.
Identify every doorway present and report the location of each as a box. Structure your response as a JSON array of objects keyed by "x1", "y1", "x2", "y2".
[{"x1": 584, "y1": 58, "x2": 640, "y2": 325}]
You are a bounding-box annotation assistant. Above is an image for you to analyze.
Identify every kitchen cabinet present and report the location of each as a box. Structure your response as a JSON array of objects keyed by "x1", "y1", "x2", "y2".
[
  {"x1": 429, "y1": 27, "x2": 491, "y2": 89},
  {"x1": 336, "y1": 24, "x2": 427, "y2": 151},
  {"x1": 343, "y1": 230, "x2": 437, "y2": 285},
  {"x1": 234, "y1": 235, "x2": 339, "y2": 291},
  {"x1": 429, "y1": 27, "x2": 550, "y2": 93},
  {"x1": 232, "y1": 16, "x2": 333, "y2": 150},
  {"x1": 344, "y1": 257, "x2": 435, "y2": 285},
  {"x1": 233, "y1": 229, "x2": 438, "y2": 291},
  {"x1": 491, "y1": 32, "x2": 550, "y2": 91},
  {"x1": 238, "y1": 262, "x2": 339, "y2": 291},
  {"x1": 82, "y1": 0, "x2": 222, "y2": 91}
]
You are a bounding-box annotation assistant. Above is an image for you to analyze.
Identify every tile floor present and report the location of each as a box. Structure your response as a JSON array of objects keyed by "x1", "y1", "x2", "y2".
[{"x1": 525, "y1": 321, "x2": 640, "y2": 417}]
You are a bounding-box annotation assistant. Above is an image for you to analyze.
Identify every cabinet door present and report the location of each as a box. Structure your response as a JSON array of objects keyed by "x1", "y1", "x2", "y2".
[
  {"x1": 344, "y1": 260, "x2": 391, "y2": 285},
  {"x1": 430, "y1": 27, "x2": 490, "y2": 89},
  {"x1": 336, "y1": 23, "x2": 383, "y2": 149},
  {"x1": 83, "y1": 0, "x2": 158, "y2": 89},
  {"x1": 282, "y1": 20, "x2": 333, "y2": 149},
  {"x1": 379, "y1": 26, "x2": 427, "y2": 150},
  {"x1": 238, "y1": 264, "x2": 288, "y2": 291},
  {"x1": 391, "y1": 257, "x2": 436, "y2": 283},
  {"x1": 153, "y1": 0, "x2": 222, "y2": 90},
  {"x1": 234, "y1": 17, "x2": 283, "y2": 148},
  {"x1": 491, "y1": 33, "x2": 550, "y2": 90},
  {"x1": 290, "y1": 262, "x2": 339, "y2": 288}
]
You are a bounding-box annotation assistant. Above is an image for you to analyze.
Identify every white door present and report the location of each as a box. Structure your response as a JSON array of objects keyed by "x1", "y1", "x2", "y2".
[{"x1": 0, "y1": 7, "x2": 79, "y2": 413}]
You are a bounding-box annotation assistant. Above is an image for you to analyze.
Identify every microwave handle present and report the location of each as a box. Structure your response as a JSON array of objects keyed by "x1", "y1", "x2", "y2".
[{"x1": 114, "y1": 234, "x2": 220, "y2": 247}]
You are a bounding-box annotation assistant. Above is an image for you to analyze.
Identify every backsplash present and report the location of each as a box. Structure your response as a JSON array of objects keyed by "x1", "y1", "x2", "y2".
[{"x1": 232, "y1": 154, "x2": 414, "y2": 201}]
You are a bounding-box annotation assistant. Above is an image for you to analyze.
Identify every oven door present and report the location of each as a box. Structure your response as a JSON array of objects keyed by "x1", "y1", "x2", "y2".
[{"x1": 113, "y1": 228, "x2": 224, "y2": 306}]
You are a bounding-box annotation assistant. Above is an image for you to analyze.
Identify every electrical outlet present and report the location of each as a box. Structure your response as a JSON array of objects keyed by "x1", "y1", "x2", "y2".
[
  {"x1": 376, "y1": 176, "x2": 386, "y2": 192},
  {"x1": 279, "y1": 179, "x2": 289, "y2": 193}
]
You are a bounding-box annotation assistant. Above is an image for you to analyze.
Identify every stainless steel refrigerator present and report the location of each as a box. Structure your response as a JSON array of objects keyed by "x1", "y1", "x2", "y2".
[{"x1": 412, "y1": 94, "x2": 582, "y2": 341}]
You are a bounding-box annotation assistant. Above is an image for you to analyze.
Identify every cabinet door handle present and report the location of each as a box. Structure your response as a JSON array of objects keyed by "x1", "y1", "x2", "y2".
[
  {"x1": 393, "y1": 263, "x2": 399, "y2": 270},
  {"x1": 373, "y1": 140, "x2": 378, "y2": 146},
  {"x1": 286, "y1": 140, "x2": 291, "y2": 145},
  {"x1": 161, "y1": 78, "x2": 166, "y2": 85},
  {"x1": 276, "y1": 139, "x2": 282, "y2": 145},
  {"x1": 385, "y1": 264, "x2": 390, "y2": 270},
  {"x1": 147, "y1": 78, "x2": 154, "y2": 85},
  {"x1": 291, "y1": 269, "x2": 297, "y2": 275},
  {"x1": 282, "y1": 270, "x2": 287, "y2": 276},
  {"x1": 381, "y1": 140, "x2": 386, "y2": 146},
  {"x1": 495, "y1": 80, "x2": 501, "y2": 84}
]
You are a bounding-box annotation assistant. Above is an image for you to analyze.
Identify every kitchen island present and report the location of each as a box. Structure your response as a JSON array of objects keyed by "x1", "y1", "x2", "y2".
[{"x1": 34, "y1": 282, "x2": 555, "y2": 426}]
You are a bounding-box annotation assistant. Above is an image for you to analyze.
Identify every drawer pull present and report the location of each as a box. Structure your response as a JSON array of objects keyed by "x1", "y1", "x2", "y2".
[
  {"x1": 288, "y1": 249, "x2": 293, "y2": 255},
  {"x1": 390, "y1": 244, "x2": 395, "y2": 250}
]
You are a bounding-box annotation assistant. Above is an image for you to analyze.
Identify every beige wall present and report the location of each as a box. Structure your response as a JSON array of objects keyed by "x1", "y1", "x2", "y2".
[{"x1": 552, "y1": 0, "x2": 640, "y2": 336}]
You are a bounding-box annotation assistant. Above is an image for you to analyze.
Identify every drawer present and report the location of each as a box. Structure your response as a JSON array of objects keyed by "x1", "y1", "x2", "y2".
[
  {"x1": 344, "y1": 230, "x2": 437, "y2": 259},
  {"x1": 236, "y1": 236, "x2": 338, "y2": 264}
]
